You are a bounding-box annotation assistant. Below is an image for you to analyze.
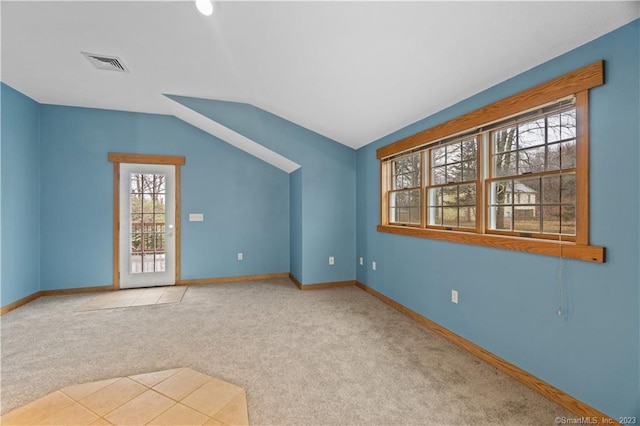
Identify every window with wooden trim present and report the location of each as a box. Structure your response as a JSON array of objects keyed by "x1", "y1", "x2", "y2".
[
  {"x1": 388, "y1": 153, "x2": 421, "y2": 225},
  {"x1": 488, "y1": 105, "x2": 577, "y2": 239},
  {"x1": 377, "y1": 61, "x2": 605, "y2": 263},
  {"x1": 427, "y1": 136, "x2": 478, "y2": 230}
]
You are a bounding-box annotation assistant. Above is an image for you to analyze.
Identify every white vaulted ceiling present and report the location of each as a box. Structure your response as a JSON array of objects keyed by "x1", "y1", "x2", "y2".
[{"x1": 2, "y1": 1, "x2": 638, "y2": 150}]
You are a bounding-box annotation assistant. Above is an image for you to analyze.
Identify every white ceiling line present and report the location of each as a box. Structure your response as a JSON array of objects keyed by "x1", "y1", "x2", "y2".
[{"x1": 167, "y1": 98, "x2": 300, "y2": 174}]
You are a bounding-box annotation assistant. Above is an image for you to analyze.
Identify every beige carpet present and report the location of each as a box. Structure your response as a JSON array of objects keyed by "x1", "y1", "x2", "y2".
[{"x1": 0, "y1": 278, "x2": 572, "y2": 425}]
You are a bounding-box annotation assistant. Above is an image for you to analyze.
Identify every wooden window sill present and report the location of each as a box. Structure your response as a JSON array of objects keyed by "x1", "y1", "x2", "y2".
[{"x1": 377, "y1": 225, "x2": 605, "y2": 263}]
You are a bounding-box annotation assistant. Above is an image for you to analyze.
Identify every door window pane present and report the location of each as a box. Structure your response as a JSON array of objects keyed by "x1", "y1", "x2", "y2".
[{"x1": 130, "y1": 172, "x2": 168, "y2": 273}]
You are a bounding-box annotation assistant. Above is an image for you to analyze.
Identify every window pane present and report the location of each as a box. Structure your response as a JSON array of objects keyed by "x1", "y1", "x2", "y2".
[
  {"x1": 397, "y1": 208, "x2": 409, "y2": 223},
  {"x1": 143, "y1": 174, "x2": 155, "y2": 192},
  {"x1": 409, "y1": 208, "x2": 420, "y2": 224},
  {"x1": 561, "y1": 140, "x2": 576, "y2": 169},
  {"x1": 392, "y1": 154, "x2": 421, "y2": 189},
  {"x1": 490, "y1": 180, "x2": 511, "y2": 205},
  {"x1": 547, "y1": 114, "x2": 562, "y2": 143},
  {"x1": 432, "y1": 166, "x2": 446, "y2": 185},
  {"x1": 155, "y1": 214, "x2": 166, "y2": 228},
  {"x1": 494, "y1": 128, "x2": 517, "y2": 153},
  {"x1": 443, "y1": 207, "x2": 458, "y2": 227},
  {"x1": 443, "y1": 187, "x2": 458, "y2": 206},
  {"x1": 130, "y1": 253, "x2": 142, "y2": 274},
  {"x1": 491, "y1": 206, "x2": 512, "y2": 230},
  {"x1": 462, "y1": 160, "x2": 477, "y2": 181},
  {"x1": 542, "y1": 206, "x2": 561, "y2": 234},
  {"x1": 143, "y1": 214, "x2": 154, "y2": 231},
  {"x1": 390, "y1": 192, "x2": 404, "y2": 208},
  {"x1": 542, "y1": 176, "x2": 560, "y2": 204},
  {"x1": 494, "y1": 151, "x2": 517, "y2": 177},
  {"x1": 131, "y1": 223, "x2": 142, "y2": 234},
  {"x1": 154, "y1": 195, "x2": 166, "y2": 213},
  {"x1": 446, "y1": 163, "x2": 462, "y2": 183},
  {"x1": 548, "y1": 142, "x2": 561, "y2": 171},
  {"x1": 389, "y1": 207, "x2": 397, "y2": 223},
  {"x1": 458, "y1": 207, "x2": 476, "y2": 228},
  {"x1": 143, "y1": 254, "x2": 155, "y2": 273},
  {"x1": 514, "y1": 206, "x2": 540, "y2": 233},
  {"x1": 389, "y1": 189, "x2": 420, "y2": 224},
  {"x1": 428, "y1": 187, "x2": 442, "y2": 207},
  {"x1": 446, "y1": 143, "x2": 462, "y2": 162},
  {"x1": 561, "y1": 206, "x2": 576, "y2": 235},
  {"x1": 390, "y1": 190, "x2": 420, "y2": 208},
  {"x1": 514, "y1": 178, "x2": 539, "y2": 205},
  {"x1": 155, "y1": 233, "x2": 165, "y2": 251},
  {"x1": 429, "y1": 207, "x2": 442, "y2": 226},
  {"x1": 432, "y1": 147, "x2": 446, "y2": 166},
  {"x1": 130, "y1": 194, "x2": 142, "y2": 213},
  {"x1": 131, "y1": 233, "x2": 141, "y2": 253},
  {"x1": 518, "y1": 118, "x2": 546, "y2": 149},
  {"x1": 458, "y1": 184, "x2": 476, "y2": 206},
  {"x1": 409, "y1": 189, "x2": 420, "y2": 206},
  {"x1": 155, "y1": 175, "x2": 166, "y2": 194},
  {"x1": 461, "y1": 138, "x2": 477, "y2": 159},
  {"x1": 561, "y1": 174, "x2": 576, "y2": 204},
  {"x1": 155, "y1": 253, "x2": 166, "y2": 272},
  {"x1": 144, "y1": 234, "x2": 155, "y2": 251},
  {"x1": 518, "y1": 146, "x2": 545, "y2": 174},
  {"x1": 560, "y1": 110, "x2": 576, "y2": 140},
  {"x1": 142, "y1": 193, "x2": 154, "y2": 213}
]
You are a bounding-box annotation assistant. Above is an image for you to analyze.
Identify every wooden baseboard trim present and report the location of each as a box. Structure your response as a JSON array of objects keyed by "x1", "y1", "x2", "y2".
[
  {"x1": 354, "y1": 281, "x2": 616, "y2": 424},
  {"x1": 1, "y1": 291, "x2": 43, "y2": 315},
  {"x1": 288, "y1": 274, "x2": 356, "y2": 290},
  {"x1": 177, "y1": 272, "x2": 289, "y2": 286},
  {"x1": 289, "y1": 273, "x2": 303, "y2": 289},
  {"x1": 1, "y1": 285, "x2": 115, "y2": 315},
  {"x1": 40, "y1": 285, "x2": 115, "y2": 296}
]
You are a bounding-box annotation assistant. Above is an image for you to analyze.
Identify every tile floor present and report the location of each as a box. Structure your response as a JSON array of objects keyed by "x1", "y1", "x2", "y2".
[
  {"x1": 0, "y1": 368, "x2": 249, "y2": 425},
  {"x1": 79, "y1": 286, "x2": 187, "y2": 311}
]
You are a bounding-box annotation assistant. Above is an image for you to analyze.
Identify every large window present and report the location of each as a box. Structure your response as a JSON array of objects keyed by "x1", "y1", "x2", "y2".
[
  {"x1": 389, "y1": 153, "x2": 421, "y2": 225},
  {"x1": 378, "y1": 62, "x2": 605, "y2": 263},
  {"x1": 488, "y1": 107, "x2": 577, "y2": 239},
  {"x1": 427, "y1": 137, "x2": 478, "y2": 230}
]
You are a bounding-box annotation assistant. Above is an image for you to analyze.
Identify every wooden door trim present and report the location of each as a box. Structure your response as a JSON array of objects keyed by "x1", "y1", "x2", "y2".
[{"x1": 109, "y1": 153, "x2": 185, "y2": 289}]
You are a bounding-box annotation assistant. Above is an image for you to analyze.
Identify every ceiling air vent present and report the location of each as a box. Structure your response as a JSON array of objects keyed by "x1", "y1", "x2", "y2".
[{"x1": 81, "y1": 52, "x2": 129, "y2": 73}]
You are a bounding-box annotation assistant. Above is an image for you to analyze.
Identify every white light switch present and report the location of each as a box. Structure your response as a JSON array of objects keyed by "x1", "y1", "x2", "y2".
[
  {"x1": 238, "y1": 252, "x2": 243, "y2": 261},
  {"x1": 189, "y1": 213, "x2": 204, "y2": 222},
  {"x1": 451, "y1": 290, "x2": 458, "y2": 304},
  {"x1": 372, "y1": 261, "x2": 377, "y2": 271},
  {"x1": 359, "y1": 257, "x2": 364, "y2": 266}
]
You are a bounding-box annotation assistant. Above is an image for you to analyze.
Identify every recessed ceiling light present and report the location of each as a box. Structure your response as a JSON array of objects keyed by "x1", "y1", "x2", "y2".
[{"x1": 195, "y1": 0, "x2": 213, "y2": 16}]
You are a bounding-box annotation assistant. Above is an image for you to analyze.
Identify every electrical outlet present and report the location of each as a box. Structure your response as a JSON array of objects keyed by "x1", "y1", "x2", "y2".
[
  {"x1": 372, "y1": 261, "x2": 377, "y2": 271},
  {"x1": 329, "y1": 256, "x2": 335, "y2": 265},
  {"x1": 359, "y1": 257, "x2": 364, "y2": 266},
  {"x1": 451, "y1": 290, "x2": 458, "y2": 304},
  {"x1": 237, "y1": 252, "x2": 243, "y2": 261}
]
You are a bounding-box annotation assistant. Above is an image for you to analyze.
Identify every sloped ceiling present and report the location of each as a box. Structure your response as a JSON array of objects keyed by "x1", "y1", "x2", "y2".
[{"x1": 2, "y1": 1, "x2": 638, "y2": 150}]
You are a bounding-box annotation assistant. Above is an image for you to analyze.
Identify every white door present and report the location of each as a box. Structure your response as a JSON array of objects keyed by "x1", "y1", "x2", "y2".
[{"x1": 119, "y1": 163, "x2": 176, "y2": 288}]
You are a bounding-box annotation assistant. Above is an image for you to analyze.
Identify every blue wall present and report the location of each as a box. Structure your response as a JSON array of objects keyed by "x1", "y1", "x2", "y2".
[
  {"x1": 356, "y1": 20, "x2": 640, "y2": 418},
  {"x1": 290, "y1": 168, "x2": 303, "y2": 281},
  {"x1": 168, "y1": 96, "x2": 357, "y2": 285},
  {"x1": 38, "y1": 105, "x2": 289, "y2": 289},
  {"x1": 1, "y1": 83, "x2": 41, "y2": 305}
]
